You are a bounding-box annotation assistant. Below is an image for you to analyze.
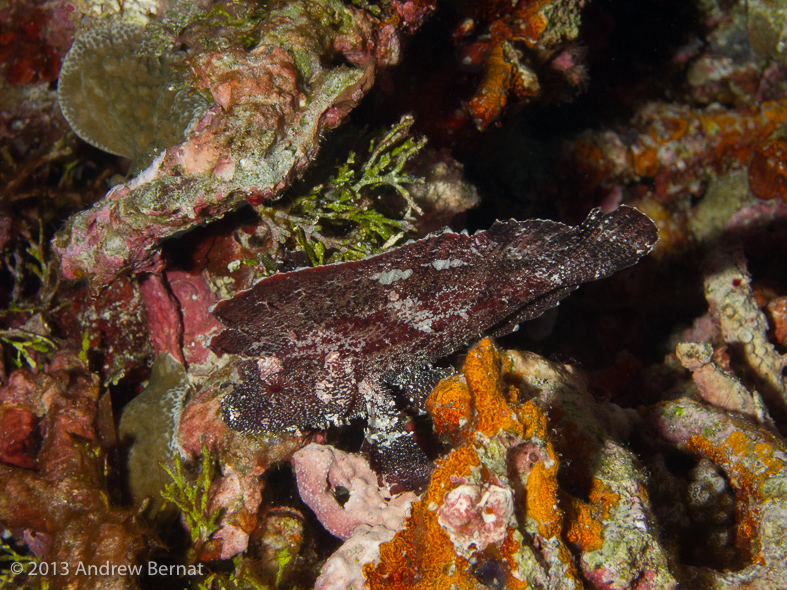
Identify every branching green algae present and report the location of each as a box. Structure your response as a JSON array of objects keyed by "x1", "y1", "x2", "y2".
[{"x1": 256, "y1": 115, "x2": 425, "y2": 265}]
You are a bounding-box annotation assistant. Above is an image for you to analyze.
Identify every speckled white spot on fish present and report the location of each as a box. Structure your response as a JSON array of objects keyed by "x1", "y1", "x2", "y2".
[
  {"x1": 430, "y1": 259, "x2": 467, "y2": 271},
  {"x1": 371, "y1": 268, "x2": 413, "y2": 284}
]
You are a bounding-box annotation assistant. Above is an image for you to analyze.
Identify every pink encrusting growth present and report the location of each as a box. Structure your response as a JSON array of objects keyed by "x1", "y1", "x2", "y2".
[
  {"x1": 293, "y1": 444, "x2": 417, "y2": 590},
  {"x1": 436, "y1": 483, "x2": 514, "y2": 556},
  {"x1": 53, "y1": 0, "x2": 439, "y2": 287},
  {"x1": 292, "y1": 444, "x2": 416, "y2": 540}
]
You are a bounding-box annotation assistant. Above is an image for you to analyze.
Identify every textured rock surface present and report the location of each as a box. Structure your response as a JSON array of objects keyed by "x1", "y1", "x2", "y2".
[
  {"x1": 703, "y1": 248, "x2": 787, "y2": 423},
  {"x1": 0, "y1": 353, "x2": 146, "y2": 589},
  {"x1": 53, "y1": 0, "x2": 433, "y2": 286},
  {"x1": 6, "y1": 1, "x2": 787, "y2": 588},
  {"x1": 651, "y1": 399, "x2": 787, "y2": 589}
]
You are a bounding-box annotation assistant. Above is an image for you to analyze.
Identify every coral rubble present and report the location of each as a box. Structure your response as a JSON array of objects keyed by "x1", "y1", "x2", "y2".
[
  {"x1": 570, "y1": 98, "x2": 787, "y2": 205},
  {"x1": 702, "y1": 248, "x2": 787, "y2": 422},
  {"x1": 0, "y1": 353, "x2": 146, "y2": 590}
]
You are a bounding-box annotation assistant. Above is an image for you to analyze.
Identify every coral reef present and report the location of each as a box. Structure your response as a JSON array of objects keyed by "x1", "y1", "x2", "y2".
[
  {"x1": 367, "y1": 339, "x2": 676, "y2": 589},
  {"x1": 4, "y1": 0, "x2": 787, "y2": 588},
  {"x1": 454, "y1": 0, "x2": 587, "y2": 130},
  {"x1": 569, "y1": 98, "x2": 787, "y2": 205},
  {"x1": 168, "y1": 360, "x2": 306, "y2": 564},
  {"x1": 747, "y1": 0, "x2": 787, "y2": 63},
  {"x1": 676, "y1": 341, "x2": 767, "y2": 424},
  {"x1": 701, "y1": 248, "x2": 787, "y2": 422},
  {"x1": 650, "y1": 399, "x2": 787, "y2": 588},
  {"x1": 53, "y1": 0, "x2": 437, "y2": 286}
]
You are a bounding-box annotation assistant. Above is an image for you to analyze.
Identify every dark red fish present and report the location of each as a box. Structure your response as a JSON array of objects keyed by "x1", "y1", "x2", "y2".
[{"x1": 211, "y1": 206, "x2": 658, "y2": 487}]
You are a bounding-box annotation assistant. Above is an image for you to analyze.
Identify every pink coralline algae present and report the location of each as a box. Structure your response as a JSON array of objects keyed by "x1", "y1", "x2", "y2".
[
  {"x1": 292, "y1": 443, "x2": 416, "y2": 541},
  {"x1": 139, "y1": 269, "x2": 226, "y2": 372},
  {"x1": 139, "y1": 274, "x2": 185, "y2": 364},
  {"x1": 315, "y1": 524, "x2": 400, "y2": 590},
  {"x1": 436, "y1": 482, "x2": 514, "y2": 557},
  {"x1": 293, "y1": 443, "x2": 416, "y2": 590},
  {"x1": 210, "y1": 206, "x2": 657, "y2": 488},
  {"x1": 207, "y1": 464, "x2": 267, "y2": 560},
  {"x1": 166, "y1": 269, "x2": 227, "y2": 371},
  {"x1": 52, "y1": 0, "x2": 436, "y2": 287}
]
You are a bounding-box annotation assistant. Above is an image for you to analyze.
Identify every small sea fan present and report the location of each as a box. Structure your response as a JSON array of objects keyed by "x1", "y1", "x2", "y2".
[{"x1": 57, "y1": 22, "x2": 207, "y2": 171}]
